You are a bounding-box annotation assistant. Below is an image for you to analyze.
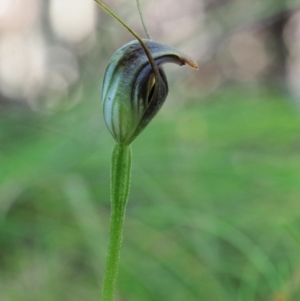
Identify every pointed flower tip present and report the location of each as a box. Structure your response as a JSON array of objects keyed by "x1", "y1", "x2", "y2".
[
  {"x1": 191, "y1": 60, "x2": 199, "y2": 70},
  {"x1": 183, "y1": 57, "x2": 199, "y2": 70}
]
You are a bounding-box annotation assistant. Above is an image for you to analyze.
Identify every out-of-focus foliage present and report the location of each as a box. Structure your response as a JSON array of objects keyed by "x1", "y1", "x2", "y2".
[
  {"x1": 1, "y1": 84, "x2": 300, "y2": 301},
  {"x1": 1, "y1": 0, "x2": 300, "y2": 301}
]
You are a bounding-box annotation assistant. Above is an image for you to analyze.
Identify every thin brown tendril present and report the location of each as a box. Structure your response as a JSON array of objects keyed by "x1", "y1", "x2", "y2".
[{"x1": 94, "y1": 0, "x2": 159, "y2": 80}]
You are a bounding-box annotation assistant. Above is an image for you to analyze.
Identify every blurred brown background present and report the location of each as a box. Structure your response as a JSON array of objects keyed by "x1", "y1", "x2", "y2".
[{"x1": 1, "y1": 0, "x2": 300, "y2": 109}]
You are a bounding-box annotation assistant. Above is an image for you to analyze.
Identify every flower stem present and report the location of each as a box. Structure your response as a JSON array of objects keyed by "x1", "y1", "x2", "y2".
[{"x1": 101, "y1": 144, "x2": 132, "y2": 301}]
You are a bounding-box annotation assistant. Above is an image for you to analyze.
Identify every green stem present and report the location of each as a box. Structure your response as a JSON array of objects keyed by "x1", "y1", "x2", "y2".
[
  {"x1": 136, "y1": 0, "x2": 152, "y2": 39},
  {"x1": 101, "y1": 144, "x2": 132, "y2": 301}
]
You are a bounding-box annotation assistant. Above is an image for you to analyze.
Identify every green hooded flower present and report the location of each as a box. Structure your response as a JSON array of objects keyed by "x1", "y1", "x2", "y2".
[{"x1": 102, "y1": 39, "x2": 198, "y2": 145}]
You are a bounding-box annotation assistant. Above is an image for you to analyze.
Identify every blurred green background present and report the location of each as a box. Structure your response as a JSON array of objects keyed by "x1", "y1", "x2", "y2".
[{"x1": 1, "y1": 0, "x2": 300, "y2": 300}]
